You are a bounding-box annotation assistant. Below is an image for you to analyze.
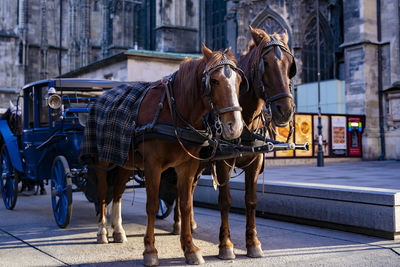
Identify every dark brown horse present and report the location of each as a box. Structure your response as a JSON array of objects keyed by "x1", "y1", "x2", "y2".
[
  {"x1": 91, "y1": 45, "x2": 245, "y2": 266},
  {"x1": 214, "y1": 26, "x2": 296, "y2": 259}
]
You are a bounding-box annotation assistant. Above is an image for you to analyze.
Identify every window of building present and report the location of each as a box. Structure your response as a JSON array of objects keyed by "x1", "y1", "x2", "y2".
[
  {"x1": 205, "y1": 0, "x2": 227, "y2": 50},
  {"x1": 302, "y1": 17, "x2": 335, "y2": 83}
]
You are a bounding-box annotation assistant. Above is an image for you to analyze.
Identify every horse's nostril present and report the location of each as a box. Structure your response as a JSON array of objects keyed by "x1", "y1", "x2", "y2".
[
  {"x1": 228, "y1": 122, "x2": 234, "y2": 132},
  {"x1": 276, "y1": 104, "x2": 283, "y2": 116}
]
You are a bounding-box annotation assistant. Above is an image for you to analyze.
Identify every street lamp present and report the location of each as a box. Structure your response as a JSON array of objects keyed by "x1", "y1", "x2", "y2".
[{"x1": 316, "y1": 0, "x2": 324, "y2": 167}]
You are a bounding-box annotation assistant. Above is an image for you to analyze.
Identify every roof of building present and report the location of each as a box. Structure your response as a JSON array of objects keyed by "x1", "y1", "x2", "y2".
[{"x1": 60, "y1": 49, "x2": 201, "y2": 78}]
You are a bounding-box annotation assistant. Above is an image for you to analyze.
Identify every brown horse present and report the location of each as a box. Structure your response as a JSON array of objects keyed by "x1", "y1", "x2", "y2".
[
  {"x1": 213, "y1": 26, "x2": 296, "y2": 259},
  {"x1": 90, "y1": 44, "x2": 245, "y2": 266},
  {"x1": 171, "y1": 26, "x2": 297, "y2": 258}
]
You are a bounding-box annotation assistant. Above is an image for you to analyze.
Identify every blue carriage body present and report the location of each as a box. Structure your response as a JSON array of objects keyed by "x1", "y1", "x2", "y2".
[{"x1": 1, "y1": 79, "x2": 129, "y2": 182}]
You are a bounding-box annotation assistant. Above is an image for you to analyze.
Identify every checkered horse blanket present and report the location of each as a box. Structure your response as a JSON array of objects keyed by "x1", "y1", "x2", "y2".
[{"x1": 80, "y1": 82, "x2": 151, "y2": 166}]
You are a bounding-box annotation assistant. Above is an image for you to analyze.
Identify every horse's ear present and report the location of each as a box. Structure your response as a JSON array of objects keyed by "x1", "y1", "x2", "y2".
[
  {"x1": 249, "y1": 26, "x2": 266, "y2": 46},
  {"x1": 280, "y1": 29, "x2": 289, "y2": 45},
  {"x1": 202, "y1": 43, "x2": 213, "y2": 62}
]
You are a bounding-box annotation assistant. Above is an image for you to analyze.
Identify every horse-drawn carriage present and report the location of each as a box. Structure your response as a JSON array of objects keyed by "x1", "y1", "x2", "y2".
[{"x1": 0, "y1": 79, "x2": 173, "y2": 227}]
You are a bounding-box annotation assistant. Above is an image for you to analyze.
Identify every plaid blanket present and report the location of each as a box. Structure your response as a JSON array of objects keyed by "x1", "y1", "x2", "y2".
[{"x1": 80, "y1": 82, "x2": 151, "y2": 166}]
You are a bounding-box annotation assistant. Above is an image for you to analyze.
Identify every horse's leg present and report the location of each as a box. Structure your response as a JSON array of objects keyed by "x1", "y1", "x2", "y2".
[
  {"x1": 244, "y1": 154, "x2": 263, "y2": 257},
  {"x1": 175, "y1": 160, "x2": 204, "y2": 265},
  {"x1": 190, "y1": 181, "x2": 197, "y2": 232},
  {"x1": 143, "y1": 164, "x2": 162, "y2": 266},
  {"x1": 95, "y1": 160, "x2": 110, "y2": 244},
  {"x1": 215, "y1": 160, "x2": 235, "y2": 260},
  {"x1": 173, "y1": 194, "x2": 181, "y2": 235},
  {"x1": 174, "y1": 173, "x2": 199, "y2": 235},
  {"x1": 111, "y1": 167, "x2": 130, "y2": 243}
]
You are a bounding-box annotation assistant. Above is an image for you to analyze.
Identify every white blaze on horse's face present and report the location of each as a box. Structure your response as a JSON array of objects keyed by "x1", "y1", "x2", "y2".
[{"x1": 215, "y1": 67, "x2": 243, "y2": 140}]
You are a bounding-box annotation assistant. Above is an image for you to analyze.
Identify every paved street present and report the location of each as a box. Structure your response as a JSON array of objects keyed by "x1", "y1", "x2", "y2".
[
  {"x1": 243, "y1": 160, "x2": 400, "y2": 190},
  {"x1": 1, "y1": 179, "x2": 400, "y2": 267}
]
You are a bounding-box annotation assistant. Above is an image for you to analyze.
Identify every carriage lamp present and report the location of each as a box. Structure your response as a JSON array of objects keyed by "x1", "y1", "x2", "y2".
[
  {"x1": 48, "y1": 94, "x2": 62, "y2": 110},
  {"x1": 48, "y1": 87, "x2": 63, "y2": 123}
]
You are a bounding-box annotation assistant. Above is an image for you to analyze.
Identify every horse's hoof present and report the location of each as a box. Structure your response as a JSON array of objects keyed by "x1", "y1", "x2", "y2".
[
  {"x1": 143, "y1": 253, "x2": 159, "y2": 266},
  {"x1": 97, "y1": 234, "x2": 109, "y2": 244},
  {"x1": 113, "y1": 232, "x2": 127, "y2": 243},
  {"x1": 247, "y1": 245, "x2": 263, "y2": 258},
  {"x1": 218, "y1": 247, "x2": 235, "y2": 260},
  {"x1": 185, "y1": 251, "x2": 205, "y2": 265},
  {"x1": 173, "y1": 223, "x2": 181, "y2": 235}
]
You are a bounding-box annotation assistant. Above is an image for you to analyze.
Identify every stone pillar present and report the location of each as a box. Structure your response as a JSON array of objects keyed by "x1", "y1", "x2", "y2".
[
  {"x1": 68, "y1": 0, "x2": 80, "y2": 70},
  {"x1": 101, "y1": 0, "x2": 110, "y2": 57},
  {"x1": 39, "y1": 0, "x2": 48, "y2": 79},
  {"x1": 154, "y1": 0, "x2": 199, "y2": 53},
  {"x1": 342, "y1": 0, "x2": 380, "y2": 159},
  {"x1": 80, "y1": 0, "x2": 91, "y2": 66},
  {"x1": 17, "y1": 0, "x2": 27, "y2": 86}
]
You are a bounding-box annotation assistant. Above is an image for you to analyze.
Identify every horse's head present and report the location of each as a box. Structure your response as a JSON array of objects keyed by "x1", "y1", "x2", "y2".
[
  {"x1": 249, "y1": 26, "x2": 296, "y2": 127},
  {"x1": 201, "y1": 44, "x2": 245, "y2": 140}
]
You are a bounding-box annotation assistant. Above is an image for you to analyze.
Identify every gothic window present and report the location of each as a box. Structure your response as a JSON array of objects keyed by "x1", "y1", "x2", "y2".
[
  {"x1": 137, "y1": 0, "x2": 155, "y2": 50},
  {"x1": 94, "y1": 0, "x2": 99, "y2": 12},
  {"x1": 302, "y1": 16, "x2": 335, "y2": 83},
  {"x1": 205, "y1": 0, "x2": 226, "y2": 50}
]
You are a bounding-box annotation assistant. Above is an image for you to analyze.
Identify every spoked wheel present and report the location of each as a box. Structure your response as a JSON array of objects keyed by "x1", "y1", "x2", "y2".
[
  {"x1": 156, "y1": 198, "x2": 173, "y2": 219},
  {"x1": 51, "y1": 156, "x2": 72, "y2": 228},
  {"x1": 0, "y1": 144, "x2": 18, "y2": 210}
]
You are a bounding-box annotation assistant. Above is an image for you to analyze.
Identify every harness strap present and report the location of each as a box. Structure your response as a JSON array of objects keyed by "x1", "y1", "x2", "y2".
[{"x1": 162, "y1": 78, "x2": 219, "y2": 161}]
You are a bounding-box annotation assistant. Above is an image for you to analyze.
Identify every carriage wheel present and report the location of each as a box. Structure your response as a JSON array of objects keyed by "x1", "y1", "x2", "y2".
[
  {"x1": 0, "y1": 144, "x2": 18, "y2": 210},
  {"x1": 156, "y1": 198, "x2": 173, "y2": 219},
  {"x1": 51, "y1": 156, "x2": 72, "y2": 228}
]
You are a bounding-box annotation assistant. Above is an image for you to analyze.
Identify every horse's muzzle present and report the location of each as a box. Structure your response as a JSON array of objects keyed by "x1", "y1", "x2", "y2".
[
  {"x1": 221, "y1": 119, "x2": 243, "y2": 140},
  {"x1": 271, "y1": 100, "x2": 294, "y2": 127}
]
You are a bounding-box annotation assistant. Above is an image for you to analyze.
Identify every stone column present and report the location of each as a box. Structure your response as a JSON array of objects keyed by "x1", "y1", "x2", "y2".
[
  {"x1": 39, "y1": 0, "x2": 48, "y2": 79},
  {"x1": 68, "y1": 0, "x2": 79, "y2": 70},
  {"x1": 80, "y1": 0, "x2": 91, "y2": 66},
  {"x1": 17, "y1": 0, "x2": 27, "y2": 86},
  {"x1": 101, "y1": 0, "x2": 110, "y2": 57},
  {"x1": 341, "y1": 0, "x2": 380, "y2": 159}
]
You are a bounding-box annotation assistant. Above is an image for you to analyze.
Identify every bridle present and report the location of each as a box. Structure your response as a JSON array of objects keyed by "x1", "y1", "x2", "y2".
[
  {"x1": 201, "y1": 52, "x2": 249, "y2": 134},
  {"x1": 257, "y1": 37, "x2": 297, "y2": 141},
  {"x1": 258, "y1": 37, "x2": 297, "y2": 106}
]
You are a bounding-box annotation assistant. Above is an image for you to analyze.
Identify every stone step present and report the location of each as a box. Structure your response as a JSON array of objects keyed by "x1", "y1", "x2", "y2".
[{"x1": 193, "y1": 177, "x2": 400, "y2": 240}]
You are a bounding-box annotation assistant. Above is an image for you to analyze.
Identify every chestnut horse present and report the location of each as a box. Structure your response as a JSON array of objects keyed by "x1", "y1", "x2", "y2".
[
  {"x1": 90, "y1": 45, "x2": 245, "y2": 266},
  {"x1": 171, "y1": 27, "x2": 297, "y2": 258},
  {"x1": 213, "y1": 27, "x2": 296, "y2": 259}
]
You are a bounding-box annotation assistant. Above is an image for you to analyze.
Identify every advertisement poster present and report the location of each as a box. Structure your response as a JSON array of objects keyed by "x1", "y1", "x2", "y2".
[
  {"x1": 331, "y1": 116, "x2": 347, "y2": 156},
  {"x1": 295, "y1": 114, "x2": 313, "y2": 157},
  {"x1": 275, "y1": 125, "x2": 293, "y2": 157},
  {"x1": 313, "y1": 115, "x2": 330, "y2": 156}
]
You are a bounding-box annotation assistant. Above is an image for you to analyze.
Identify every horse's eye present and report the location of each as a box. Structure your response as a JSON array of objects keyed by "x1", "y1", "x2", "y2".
[{"x1": 210, "y1": 79, "x2": 219, "y2": 86}]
